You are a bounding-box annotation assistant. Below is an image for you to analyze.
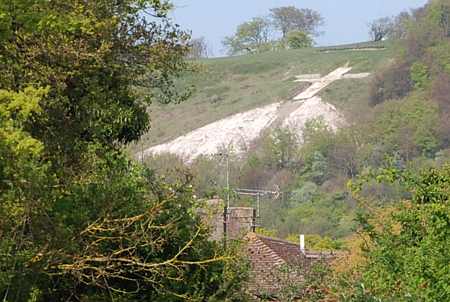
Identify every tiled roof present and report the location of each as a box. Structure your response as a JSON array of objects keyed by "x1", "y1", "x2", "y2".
[
  {"x1": 248, "y1": 233, "x2": 337, "y2": 263},
  {"x1": 244, "y1": 232, "x2": 337, "y2": 297},
  {"x1": 256, "y1": 235, "x2": 305, "y2": 265}
]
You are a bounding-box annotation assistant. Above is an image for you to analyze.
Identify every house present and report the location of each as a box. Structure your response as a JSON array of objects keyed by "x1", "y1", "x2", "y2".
[
  {"x1": 244, "y1": 232, "x2": 335, "y2": 299},
  {"x1": 201, "y1": 199, "x2": 336, "y2": 299}
]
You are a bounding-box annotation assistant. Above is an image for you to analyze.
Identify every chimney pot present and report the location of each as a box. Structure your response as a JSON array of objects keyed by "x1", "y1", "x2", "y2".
[{"x1": 300, "y1": 234, "x2": 305, "y2": 253}]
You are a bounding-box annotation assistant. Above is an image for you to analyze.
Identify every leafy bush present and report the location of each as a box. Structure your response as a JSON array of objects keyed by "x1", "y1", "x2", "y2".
[
  {"x1": 369, "y1": 96, "x2": 440, "y2": 159},
  {"x1": 369, "y1": 61, "x2": 413, "y2": 106},
  {"x1": 338, "y1": 165, "x2": 450, "y2": 301},
  {"x1": 410, "y1": 62, "x2": 430, "y2": 89},
  {"x1": 428, "y1": 40, "x2": 450, "y2": 75},
  {"x1": 432, "y1": 73, "x2": 450, "y2": 146},
  {"x1": 286, "y1": 30, "x2": 313, "y2": 49}
]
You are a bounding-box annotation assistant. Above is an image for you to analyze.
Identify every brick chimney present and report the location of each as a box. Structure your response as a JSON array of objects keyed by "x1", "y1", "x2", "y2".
[
  {"x1": 201, "y1": 199, "x2": 256, "y2": 241},
  {"x1": 199, "y1": 198, "x2": 225, "y2": 241},
  {"x1": 226, "y1": 207, "x2": 256, "y2": 240}
]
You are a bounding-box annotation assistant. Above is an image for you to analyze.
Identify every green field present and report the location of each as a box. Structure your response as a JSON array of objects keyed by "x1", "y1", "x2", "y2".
[{"x1": 129, "y1": 42, "x2": 395, "y2": 154}]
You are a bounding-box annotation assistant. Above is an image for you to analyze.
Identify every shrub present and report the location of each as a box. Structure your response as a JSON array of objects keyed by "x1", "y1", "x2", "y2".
[
  {"x1": 432, "y1": 73, "x2": 450, "y2": 147},
  {"x1": 286, "y1": 30, "x2": 313, "y2": 49},
  {"x1": 339, "y1": 165, "x2": 450, "y2": 301},
  {"x1": 291, "y1": 181, "x2": 318, "y2": 204},
  {"x1": 369, "y1": 61, "x2": 413, "y2": 106},
  {"x1": 410, "y1": 62, "x2": 430, "y2": 89},
  {"x1": 427, "y1": 41, "x2": 450, "y2": 75},
  {"x1": 370, "y1": 96, "x2": 440, "y2": 159}
]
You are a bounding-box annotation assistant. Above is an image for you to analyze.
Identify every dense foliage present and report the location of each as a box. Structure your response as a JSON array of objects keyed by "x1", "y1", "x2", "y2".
[
  {"x1": 286, "y1": 31, "x2": 314, "y2": 49},
  {"x1": 332, "y1": 165, "x2": 450, "y2": 301},
  {"x1": 0, "y1": 1, "x2": 247, "y2": 301}
]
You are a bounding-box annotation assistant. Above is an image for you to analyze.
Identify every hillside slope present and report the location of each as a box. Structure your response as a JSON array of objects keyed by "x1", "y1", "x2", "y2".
[{"x1": 130, "y1": 42, "x2": 395, "y2": 157}]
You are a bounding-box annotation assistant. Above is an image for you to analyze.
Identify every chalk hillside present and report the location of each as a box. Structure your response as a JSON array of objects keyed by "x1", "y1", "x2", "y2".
[{"x1": 131, "y1": 41, "x2": 394, "y2": 161}]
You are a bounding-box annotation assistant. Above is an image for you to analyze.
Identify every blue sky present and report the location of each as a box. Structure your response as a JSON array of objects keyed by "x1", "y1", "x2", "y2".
[{"x1": 171, "y1": 0, "x2": 427, "y2": 56}]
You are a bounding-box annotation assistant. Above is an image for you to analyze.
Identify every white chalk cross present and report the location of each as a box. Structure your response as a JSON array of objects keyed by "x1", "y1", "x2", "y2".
[{"x1": 293, "y1": 65, "x2": 371, "y2": 101}]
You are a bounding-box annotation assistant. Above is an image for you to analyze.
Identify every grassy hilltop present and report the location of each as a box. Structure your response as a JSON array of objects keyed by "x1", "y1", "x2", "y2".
[{"x1": 131, "y1": 41, "x2": 395, "y2": 154}]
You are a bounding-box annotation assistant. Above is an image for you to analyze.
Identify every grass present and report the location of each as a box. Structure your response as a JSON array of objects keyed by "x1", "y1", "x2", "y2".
[
  {"x1": 317, "y1": 40, "x2": 388, "y2": 51},
  {"x1": 129, "y1": 41, "x2": 395, "y2": 155}
]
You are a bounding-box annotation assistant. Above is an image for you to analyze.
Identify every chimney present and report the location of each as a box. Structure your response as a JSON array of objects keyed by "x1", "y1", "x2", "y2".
[
  {"x1": 300, "y1": 234, "x2": 305, "y2": 254},
  {"x1": 226, "y1": 207, "x2": 255, "y2": 240}
]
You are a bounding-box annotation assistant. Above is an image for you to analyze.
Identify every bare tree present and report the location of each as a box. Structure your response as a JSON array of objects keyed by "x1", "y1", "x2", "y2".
[
  {"x1": 187, "y1": 37, "x2": 209, "y2": 59},
  {"x1": 270, "y1": 6, "x2": 324, "y2": 38},
  {"x1": 369, "y1": 17, "x2": 394, "y2": 41},
  {"x1": 388, "y1": 11, "x2": 412, "y2": 40}
]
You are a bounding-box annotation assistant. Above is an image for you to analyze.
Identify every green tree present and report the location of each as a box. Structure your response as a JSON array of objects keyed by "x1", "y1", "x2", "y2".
[
  {"x1": 223, "y1": 17, "x2": 273, "y2": 55},
  {"x1": 0, "y1": 0, "x2": 190, "y2": 152},
  {"x1": 264, "y1": 127, "x2": 300, "y2": 169},
  {"x1": 270, "y1": 6, "x2": 323, "y2": 38},
  {"x1": 0, "y1": 87, "x2": 59, "y2": 301},
  {"x1": 343, "y1": 165, "x2": 450, "y2": 301},
  {"x1": 369, "y1": 96, "x2": 440, "y2": 159},
  {"x1": 0, "y1": 1, "x2": 245, "y2": 300}
]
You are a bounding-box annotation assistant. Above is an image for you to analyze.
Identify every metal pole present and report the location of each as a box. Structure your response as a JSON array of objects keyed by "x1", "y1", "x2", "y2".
[
  {"x1": 257, "y1": 193, "x2": 260, "y2": 218},
  {"x1": 223, "y1": 206, "x2": 228, "y2": 249},
  {"x1": 252, "y1": 208, "x2": 257, "y2": 232},
  {"x1": 226, "y1": 154, "x2": 230, "y2": 209}
]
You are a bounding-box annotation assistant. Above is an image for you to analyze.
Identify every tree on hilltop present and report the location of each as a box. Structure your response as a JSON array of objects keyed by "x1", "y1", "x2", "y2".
[
  {"x1": 388, "y1": 11, "x2": 413, "y2": 40},
  {"x1": 223, "y1": 6, "x2": 324, "y2": 55},
  {"x1": 369, "y1": 17, "x2": 394, "y2": 41},
  {"x1": 270, "y1": 6, "x2": 324, "y2": 38},
  {"x1": 223, "y1": 17, "x2": 273, "y2": 55}
]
